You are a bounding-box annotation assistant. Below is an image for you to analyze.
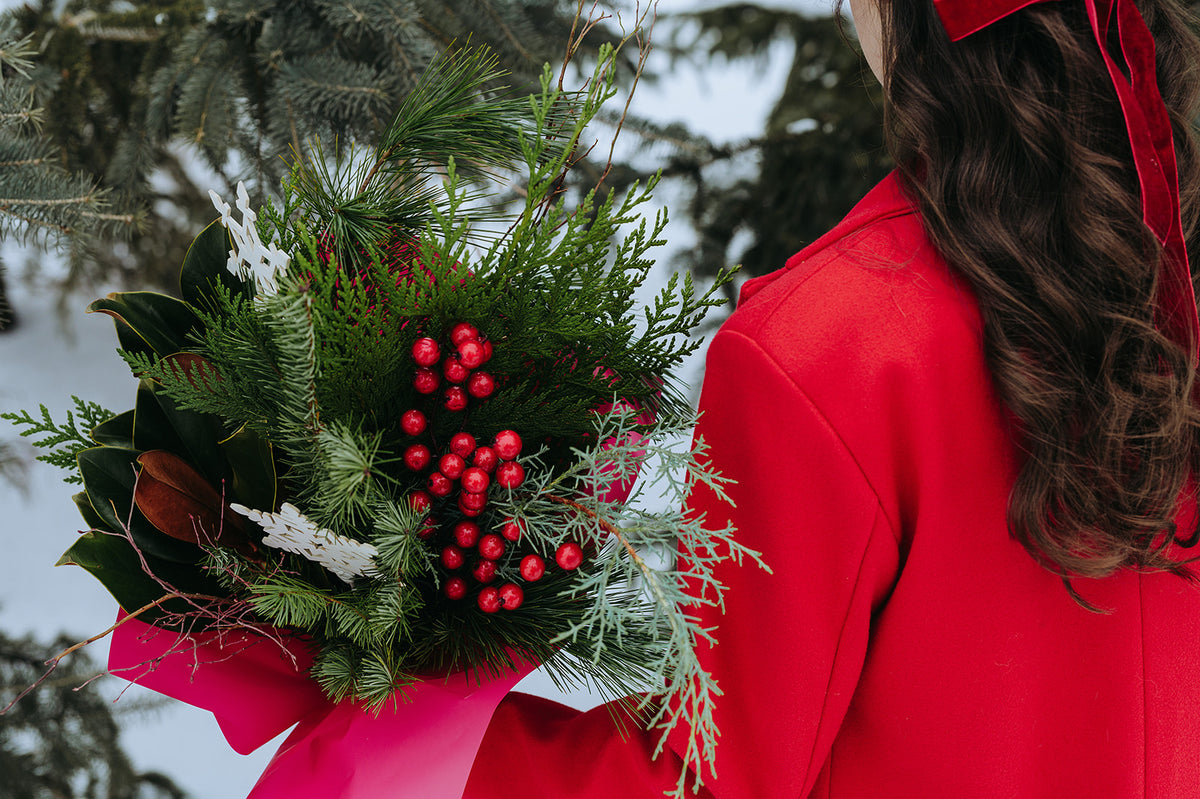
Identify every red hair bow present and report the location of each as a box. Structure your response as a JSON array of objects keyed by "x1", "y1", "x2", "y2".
[{"x1": 933, "y1": 0, "x2": 1200, "y2": 361}]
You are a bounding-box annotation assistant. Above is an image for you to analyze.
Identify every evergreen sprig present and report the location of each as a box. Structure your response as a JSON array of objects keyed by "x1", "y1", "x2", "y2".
[{"x1": 1, "y1": 398, "x2": 114, "y2": 483}]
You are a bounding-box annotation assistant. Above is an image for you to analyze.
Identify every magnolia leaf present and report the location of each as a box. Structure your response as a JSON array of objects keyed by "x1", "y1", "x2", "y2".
[
  {"x1": 87, "y1": 291, "x2": 199, "y2": 359},
  {"x1": 219, "y1": 424, "x2": 278, "y2": 511},
  {"x1": 131, "y1": 378, "x2": 181, "y2": 454},
  {"x1": 72, "y1": 491, "x2": 110, "y2": 533},
  {"x1": 133, "y1": 450, "x2": 250, "y2": 551},
  {"x1": 77, "y1": 447, "x2": 201, "y2": 564},
  {"x1": 57, "y1": 530, "x2": 226, "y2": 625},
  {"x1": 180, "y1": 219, "x2": 242, "y2": 309},
  {"x1": 91, "y1": 409, "x2": 135, "y2": 448},
  {"x1": 134, "y1": 378, "x2": 230, "y2": 486}
]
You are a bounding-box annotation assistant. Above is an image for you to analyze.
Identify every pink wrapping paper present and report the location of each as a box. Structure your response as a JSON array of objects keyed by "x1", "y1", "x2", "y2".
[
  {"x1": 594, "y1": 398, "x2": 650, "y2": 506},
  {"x1": 109, "y1": 617, "x2": 534, "y2": 798},
  {"x1": 105, "y1": 402, "x2": 643, "y2": 797}
]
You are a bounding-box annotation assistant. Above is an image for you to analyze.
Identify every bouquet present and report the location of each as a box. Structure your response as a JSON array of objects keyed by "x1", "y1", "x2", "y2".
[{"x1": 5, "y1": 39, "x2": 760, "y2": 798}]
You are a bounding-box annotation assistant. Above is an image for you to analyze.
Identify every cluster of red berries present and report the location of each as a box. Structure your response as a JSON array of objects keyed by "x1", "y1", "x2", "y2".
[
  {"x1": 411, "y1": 323, "x2": 496, "y2": 412},
  {"x1": 402, "y1": 423, "x2": 526, "y2": 519},
  {"x1": 434, "y1": 517, "x2": 588, "y2": 613},
  {"x1": 403, "y1": 322, "x2": 588, "y2": 614}
]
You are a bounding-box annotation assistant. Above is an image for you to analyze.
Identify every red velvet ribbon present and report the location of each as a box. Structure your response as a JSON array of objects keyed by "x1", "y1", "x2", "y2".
[{"x1": 933, "y1": 0, "x2": 1200, "y2": 361}]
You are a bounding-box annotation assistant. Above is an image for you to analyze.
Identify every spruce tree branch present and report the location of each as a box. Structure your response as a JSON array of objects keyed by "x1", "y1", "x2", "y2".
[
  {"x1": 0, "y1": 194, "x2": 99, "y2": 207},
  {"x1": 82, "y1": 210, "x2": 137, "y2": 225},
  {"x1": 76, "y1": 26, "x2": 162, "y2": 43},
  {"x1": 0, "y1": 208, "x2": 73, "y2": 236},
  {"x1": 477, "y1": 0, "x2": 536, "y2": 66},
  {"x1": 0, "y1": 157, "x2": 49, "y2": 168},
  {"x1": 0, "y1": 110, "x2": 39, "y2": 125},
  {"x1": 285, "y1": 95, "x2": 303, "y2": 163}
]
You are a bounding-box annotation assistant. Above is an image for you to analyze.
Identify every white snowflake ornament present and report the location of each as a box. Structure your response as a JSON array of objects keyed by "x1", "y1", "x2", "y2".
[
  {"x1": 209, "y1": 182, "x2": 290, "y2": 295},
  {"x1": 230, "y1": 501, "x2": 380, "y2": 583}
]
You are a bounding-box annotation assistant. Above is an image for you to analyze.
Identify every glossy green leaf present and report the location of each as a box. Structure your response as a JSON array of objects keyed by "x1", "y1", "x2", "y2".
[
  {"x1": 91, "y1": 409, "x2": 135, "y2": 448},
  {"x1": 57, "y1": 530, "x2": 226, "y2": 625},
  {"x1": 219, "y1": 424, "x2": 279, "y2": 511},
  {"x1": 72, "y1": 491, "x2": 110, "y2": 533},
  {"x1": 132, "y1": 379, "x2": 181, "y2": 453},
  {"x1": 180, "y1": 219, "x2": 243, "y2": 309},
  {"x1": 87, "y1": 291, "x2": 199, "y2": 359},
  {"x1": 150, "y1": 373, "x2": 231, "y2": 486},
  {"x1": 76, "y1": 447, "x2": 201, "y2": 563},
  {"x1": 131, "y1": 378, "x2": 231, "y2": 488}
]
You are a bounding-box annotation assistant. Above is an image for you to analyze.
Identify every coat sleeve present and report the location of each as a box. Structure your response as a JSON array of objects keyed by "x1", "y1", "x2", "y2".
[{"x1": 464, "y1": 328, "x2": 901, "y2": 799}]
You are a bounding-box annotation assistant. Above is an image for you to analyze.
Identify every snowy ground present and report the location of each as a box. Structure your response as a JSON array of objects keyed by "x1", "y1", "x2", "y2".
[{"x1": 0, "y1": 0, "x2": 840, "y2": 794}]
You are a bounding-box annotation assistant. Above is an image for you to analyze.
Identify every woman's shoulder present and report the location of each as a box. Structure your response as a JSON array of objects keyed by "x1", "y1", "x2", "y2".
[{"x1": 718, "y1": 174, "x2": 986, "y2": 394}]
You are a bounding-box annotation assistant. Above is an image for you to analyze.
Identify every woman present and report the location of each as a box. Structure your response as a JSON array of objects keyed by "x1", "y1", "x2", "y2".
[{"x1": 465, "y1": 1, "x2": 1200, "y2": 796}]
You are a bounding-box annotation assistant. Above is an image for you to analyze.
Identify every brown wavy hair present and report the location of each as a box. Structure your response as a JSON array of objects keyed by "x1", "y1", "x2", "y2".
[{"x1": 869, "y1": 0, "x2": 1200, "y2": 584}]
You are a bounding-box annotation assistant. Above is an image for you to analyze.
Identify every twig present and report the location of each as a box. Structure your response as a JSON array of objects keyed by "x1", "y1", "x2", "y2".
[{"x1": 0, "y1": 592, "x2": 219, "y2": 715}]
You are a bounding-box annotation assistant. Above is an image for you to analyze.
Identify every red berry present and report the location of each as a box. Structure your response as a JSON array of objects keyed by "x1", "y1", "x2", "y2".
[
  {"x1": 450, "y1": 432, "x2": 476, "y2": 459},
  {"x1": 519, "y1": 554, "x2": 545, "y2": 581},
  {"x1": 443, "y1": 357, "x2": 469, "y2": 383},
  {"x1": 458, "y1": 340, "x2": 485, "y2": 369},
  {"x1": 499, "y1": 582, "x2": 524, "y2": 610},
  {"x1": 400, "y1": 409, "x2": 427, "y2": 436},
  {"x1": 417, "y1": 517, "x2": 437, "y2": 539},
  {"x1": 477, "y1": 586, "x2": 501, "y2": 613},
  {"x1": 481, "y1": 339, "x2": 494, "y2": 362},
  {"x1": 460, "y1": 490, "x2": 488, "y2": 511},
  {"x1": 444, "y1": 577, "x2": 467, "y2": 600},
  {"x1": 444, "y1": 386, "x2": 468, "y2": 411},
  {"x1": 479, "y1": 534, "x2": 505, "y2": 560},
  {"x1": 412, "y1": 337, "x2": 440, "y2": 366},
  {"x1": 403, "y1": 444, "x2": 431, "y2": 471},
  {"x1": 496, "y1": 460, "x2": 525, "y2": 489},
  {"x1": 472, "y1": 446, "x2": 498, "y2": 473},
  {"x1": 428, "y1": 472, "x2": 453, "y2": 497},
  {"x1": 501, "y1": 520, "x2": 524, "y2": 542},
  {"x1": 453, "y1": 521, "x2": 481, "y2": 548},
  {"x1": 414, "y1": 367, "x2": 440, "y2": 394},
  {"x1": 493, "y1": 430, "x2": 522, "y2": 460},
  {"x1": 441, "y1": 545, "x2": 466, "y2": 570},
  {"x1": 467, "y1": 371, "x2": 495, "y2": 399},
  {"x1": 458, "y1": 497, "x2": 483, "y2": 517},
  {"x1": 438, "y1": 453, "x2": 465, "y2": 480},
  {"x1": 408, "y1": 490, "x2": 433, "y2": 513},
  {"x1": 473, "y1": 559, "x2": 497, "y2": 584},
  {"x1": 450, "y1": 322, "x2": 479, "y2": 345},
  {"x1": 556, "y1": 542, "x2": 583, "y2": 570},
  {"x1": 460, "y1": 466, "x2": 490, "y2": 493}
]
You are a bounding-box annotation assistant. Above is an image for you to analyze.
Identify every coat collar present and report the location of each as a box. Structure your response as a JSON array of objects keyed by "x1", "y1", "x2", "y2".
[{"x1": 738, "y1": 172, "x2": 917, "y2": 307}]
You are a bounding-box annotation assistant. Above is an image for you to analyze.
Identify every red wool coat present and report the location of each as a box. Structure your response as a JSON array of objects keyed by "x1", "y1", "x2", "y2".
[{"x1": 464, "y1": 174, "x2": 1200, "y2": 798}]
